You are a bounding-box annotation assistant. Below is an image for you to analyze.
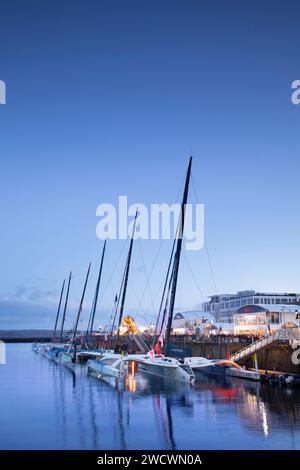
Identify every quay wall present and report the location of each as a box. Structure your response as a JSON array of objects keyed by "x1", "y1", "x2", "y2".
[
  {"x1": 1, "y1": 331, "x2": 300, "y2": 374},
  {"x1": 242, "y1": 344, "x2": 300, "y2": 374},
  {"x1": 0, "y1": 330, "x2": 53, "y2": 343},
  {"x1": 171, "y1": 336, "x2": 300, "y2": 374}
]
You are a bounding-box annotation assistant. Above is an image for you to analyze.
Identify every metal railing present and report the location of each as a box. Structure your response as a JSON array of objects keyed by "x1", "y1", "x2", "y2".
[
  {"x1": 230, "y1": 328, "x2": 300, "y2": 362},
  {"x1": 131, "y1": 335, "x2": 149, "y2": 353}
]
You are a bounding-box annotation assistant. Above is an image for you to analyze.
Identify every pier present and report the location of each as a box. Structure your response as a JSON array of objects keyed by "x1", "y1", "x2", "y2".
[{"x1": 2, "y1": 328, "x2": 300, "y2": 374}]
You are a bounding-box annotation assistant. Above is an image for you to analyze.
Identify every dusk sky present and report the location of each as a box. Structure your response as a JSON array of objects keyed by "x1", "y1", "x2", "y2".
[{"x1": 1, "y1": 0, "x2": 300, "y2": 329}]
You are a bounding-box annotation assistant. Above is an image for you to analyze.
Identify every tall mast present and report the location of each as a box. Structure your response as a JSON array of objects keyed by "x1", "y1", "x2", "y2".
[
  {"x1": 72, "y1": 263, "x2": 91, "y2": 343},
  {"x1": 60, "y1": 271, "x2": 72, "y2": 341},
  {"x1": 165, "y1": 157, "x2": 192, "y2": 351},
  {"x1": 108, "y1": 271, "x2": 126, "y2": 349},
  {"x1": 152, "y1": 237, "x2": 176, "y2": 348},
  {"x1": 115, "y1": 210, "x2": 138, "y2": 350},
  {"x1": 89, "y1": 240, "x2": 107, "y2": 334},
  {"x1": 52, "y1": 279, "x2": 65, "y2": 340}
]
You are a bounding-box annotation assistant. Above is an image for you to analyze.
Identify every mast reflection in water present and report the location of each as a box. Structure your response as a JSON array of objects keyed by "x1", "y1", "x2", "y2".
[{"x1": 1, "y1": 344, "x2": 300, "y2": 450}]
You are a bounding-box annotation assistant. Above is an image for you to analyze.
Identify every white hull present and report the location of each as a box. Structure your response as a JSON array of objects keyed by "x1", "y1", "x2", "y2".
[
  {"x1": 58, "y1": 350, "x2": 104, "y2": 372},
  {"x1": 87, "y1": 354, "x2": 126, "y2": 380},
  {"x1": 135, "y1": 356, "x2": 195, "y2": 384},
  {"x1": 227, "y1": 368, "x2": 260, "y2": 381},
  {"x1": 88, "y1": 352, "x2": 195, "y2": 385}
]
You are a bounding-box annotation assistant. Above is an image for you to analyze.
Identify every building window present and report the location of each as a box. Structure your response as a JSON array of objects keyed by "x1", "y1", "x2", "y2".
[
  {"x1": 235, "y1": 313, "x2": 266, "y2": 326},
  {"x1": 254, "y1": 298, "x2": 259, "y2": 304}
]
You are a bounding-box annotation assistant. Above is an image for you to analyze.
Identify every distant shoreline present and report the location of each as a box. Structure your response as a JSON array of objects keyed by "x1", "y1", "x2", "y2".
[
  {"x1": 0, "y1": 330, "x2": 54, "y2": 342},
  {"x1": 1, "y1": 338, "x2": 51, "y2": 343}
]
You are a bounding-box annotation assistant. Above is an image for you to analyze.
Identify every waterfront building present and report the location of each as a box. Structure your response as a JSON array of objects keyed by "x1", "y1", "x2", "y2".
[
  {"x1": 172, "y1": 311, "x2": 213, "y2": 334},
  {"x1": 233, "y1": 304, "x2": 299, "y2": 335},
  {"x1": 203, "y1": 290, "x2": 300, "y2": 322}
]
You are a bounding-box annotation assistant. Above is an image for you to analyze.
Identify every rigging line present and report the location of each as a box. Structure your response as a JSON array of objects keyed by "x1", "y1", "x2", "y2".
[
  {"x1": 86, "y1": 290, "x2": 96, "y2": 333},
  {"x1": 110, "y1": 265, "x2": 126, "y2": 337},
  {"x1": 136, "y1": 238, "x2": 156, "y2": 314},
  {"x1": 145, "y1": 252, "x2": 178, "y2": 311},
  {"x1": 155, "y1": 230, "x2": 178, "y2": 343},
  {"x1": 98, "y1": 239, "x2": 128, "y2": 302},
  {"x1": 104, "y1": 255, "x2": 116, "y2": 304},
  {"x1": 87, "y1": 245, "x2": 105, "y2": 333},
  {"x1": 134, "y1": 312, "x2": 151, "y2": 328},
  {"x1": 158, "y1": 267, "x2": 174, "y2": 338},
  {"x1": 144, "y1": 274, "x2": 167, "y2": 314},
  {"x1": 109, "y1": 216, "x2": 137, "y2": 339},
  {"x1": 60, "y1": 271, "x2": 72, "y2": 340},
  {"x1": 165, "y1": 156, "x2": 193, "y2": 350},
  {"x1": 190, "y1": 173, "x2": 218, "y2": 296},
  {"x1": 72, "y1": 262, "x2": 91, "y2": 342},
  {"x1": 53, "y1": 279, "x2": 65, "y2": 339},
  {"x1": 153, "y1": 222, "x2": 178, "y2": 341},
  {"x1": 134, "y1": 176, "x2": 186, "y2": 316},
  {"x1": 135, "y1": 240, "x2": 164, "y2": 312},
  {"x1": 204, "y1": 239, "x2": 218, "y2": 295},
  {"x1": 143, "y1": 242, "x2": 177, "y2": 318},
  {"x1": 154, "y1": 209, "x2": 181, "y2": 341},
  {"x1": 182, "y1": 251, "x2": 206, "y2": 302},
  {"x1": 141, "y1": 268, "x2": 170, "y2": 329},
  {"x1": 90, "y1": 251, "x2": 102, "y2": 278},
  {"x1": 127, "y1": 278, "x2": 141, "y2": 305},
  {"x1": 115, "y1": 210, "x2": 138, "y2": 351},
  {"x1": 89, "y1": 240, "x2": 107, "y2": 334}
]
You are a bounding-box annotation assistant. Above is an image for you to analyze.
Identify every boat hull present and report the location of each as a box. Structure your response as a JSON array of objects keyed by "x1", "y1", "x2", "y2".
[
  {"x1": 137, "y1": 358, "x2": 195, "y2": 384},
  {"x1": 193, "y1": 364, "x2": 228, "y2": 378},
  {"x1": 87, "y1": 358, "x2": 124, "y2": 380},
  {"x1": 227, "y1": 368, "x2": 260, "y2": 381}
]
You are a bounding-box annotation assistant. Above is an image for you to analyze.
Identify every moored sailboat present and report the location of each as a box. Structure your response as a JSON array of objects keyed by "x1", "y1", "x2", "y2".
[
  {"x1": 135, "y1": 157, "x2": 195, "y2": 384},
  {"x1": 88, "y1": 211, "x2": 139, "y2": 379}
]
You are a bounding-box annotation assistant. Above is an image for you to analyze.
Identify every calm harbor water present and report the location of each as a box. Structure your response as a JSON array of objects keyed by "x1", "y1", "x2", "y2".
[{"x1": 1, "y1": 343, "x2": 300, "y2": 450}]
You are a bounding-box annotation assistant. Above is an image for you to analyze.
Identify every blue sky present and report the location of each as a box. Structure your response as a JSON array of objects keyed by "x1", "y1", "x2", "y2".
[{"x1": 1, "y1": 0, "x2": 300, "y2": 329}]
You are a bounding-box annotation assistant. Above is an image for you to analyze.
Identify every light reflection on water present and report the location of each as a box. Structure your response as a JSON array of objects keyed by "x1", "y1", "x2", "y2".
[{"x1": 0, "y1": 344, "x2": 300, "y2": 450}]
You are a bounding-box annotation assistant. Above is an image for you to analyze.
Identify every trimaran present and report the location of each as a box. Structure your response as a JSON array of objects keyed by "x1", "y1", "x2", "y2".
[
  {"x1": 34, "y1": 250, "x2": 106, "y2": 370},
  {"x1": 88, "y1": 157, "x2": 195, "y2": 384},
  {"x1": 34, "y1": 157, "x2": 195, "y2": 384}
]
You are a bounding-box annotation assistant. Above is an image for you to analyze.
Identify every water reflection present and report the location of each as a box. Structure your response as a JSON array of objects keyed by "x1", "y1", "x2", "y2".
[
  {"x1": 49, "y1": 362, "x2": 196, "y2": 450},
  {"x1": 1, "y1": 344, "x2": 300, "y2": 450},
  {"x1": 192, "y1": 370, "x2": 300, "y2": 443}
]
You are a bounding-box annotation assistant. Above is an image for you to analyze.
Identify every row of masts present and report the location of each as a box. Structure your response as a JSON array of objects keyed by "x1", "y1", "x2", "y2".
[
  {"x1": 51, "y1": 157, "x2": 193, "y2": 355},
  {"x1": 52, "y1": 270, "x2": 72, "y2": 341}
]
